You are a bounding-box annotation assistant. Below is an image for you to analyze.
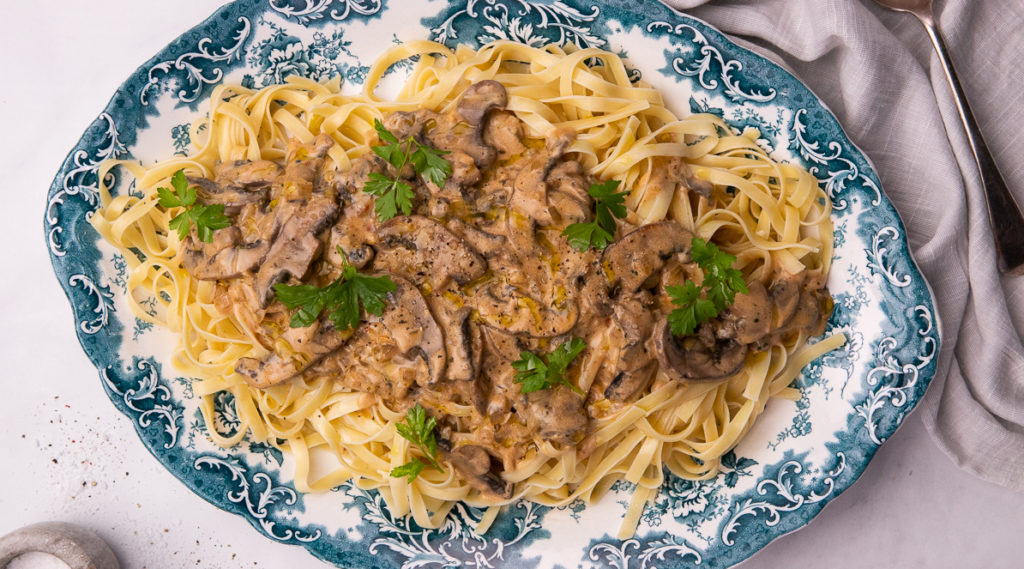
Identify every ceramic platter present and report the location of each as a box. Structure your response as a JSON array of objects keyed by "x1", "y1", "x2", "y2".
[{"x1": 45, "y1": 1, "x2": 940, "y2": 567}]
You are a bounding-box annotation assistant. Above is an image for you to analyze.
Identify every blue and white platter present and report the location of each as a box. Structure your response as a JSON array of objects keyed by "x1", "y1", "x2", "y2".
[{"x1": 44, "y1": 1, "x2": 940, "y2": 567}]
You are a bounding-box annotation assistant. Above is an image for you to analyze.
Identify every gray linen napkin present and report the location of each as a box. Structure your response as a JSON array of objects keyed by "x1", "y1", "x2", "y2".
[{"x1": 660, "y1": 0, "x2": 1024, "y2": 490}]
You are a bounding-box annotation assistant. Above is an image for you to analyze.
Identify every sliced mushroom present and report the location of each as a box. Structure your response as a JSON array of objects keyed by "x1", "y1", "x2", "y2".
[
  {"x1": 253, "y1": 196, "x2": 339, "y2": 306},
  {"x1": 717, "y1": 280, "x2": 772, "y2": 345},
  {"x1": 602, "y1": 221, "x2": 695, "y2": 293},
  {"x1": 653, "y1": 317, "x2": 748, "y2": 383},
  {"x1": 483, "y1": 110, "x2": 526, "y2": 158},
  {"x1": 775, "y1": 285, "x2": 833, "y2": 338},
  {"x1": 448, "y1": 445, "x2": 513, "y2": 500},
  {"x1": 444, "y1": 218, "x2": 507, "y2": 258},
  {"x1": 470, "y1": 281, "x2": 578, "y2": 338},
  {"x1": 376, "y1": 274, "x2": 448, "y2": 386},
  {"x1": 456, "y1": 80, "x2": 507, "y2": 126},
  {"x1": 603, "y1": 296, "x2": 658, "y2": 402},
  {"x1": 473, "y1": 326, "x2": 522, "y2": 421},
  {"x1": 373, "y1": 215, "x2": 487, "y2": 290},
  {"x1": 327, "y1": 190, "x2": 378, "y2": 271},
  {"x1": 521, "y1": 385, "x2": 588, "y2": 446},
  {"x1": 187, "y1": 176, "x2": 269, "y2": 216},
  {"x1": 509, "y1": 164, "x2": 554, "y2": 225},
  {"x1": 426, "y1": 293, "x2": 480, "y2": 382},
  {"x1": 768, "y1": 274, "x2": 803, "y2": 330},
  {"x1": 604, "y1": 360, "x2": 658, "y2": 402},
  {"x1": 235, "y1": 318, "x2": 352, "y2": 388},
  {"x1": 182, "y1": 226, "x2": 270, "y2": 281},
  {"x1": 213, "y1": 160, "x2": 281, "y2": 187}
]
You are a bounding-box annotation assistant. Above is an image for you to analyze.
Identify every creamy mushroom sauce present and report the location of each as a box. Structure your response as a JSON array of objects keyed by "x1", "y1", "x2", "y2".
[{"x1": 182, "y1": 81, "x2": 832, "y2": 499}]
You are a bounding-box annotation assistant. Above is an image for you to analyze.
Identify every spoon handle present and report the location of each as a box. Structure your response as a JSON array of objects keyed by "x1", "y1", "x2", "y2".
[{"x1": 917, "y1": 15, "x2": 1024, "y2": 274}]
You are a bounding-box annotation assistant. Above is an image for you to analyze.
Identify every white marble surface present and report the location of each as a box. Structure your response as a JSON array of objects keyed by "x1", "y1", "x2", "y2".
[{"x1": 2, "y1": 1, "x2": 1023, "y2": 568}]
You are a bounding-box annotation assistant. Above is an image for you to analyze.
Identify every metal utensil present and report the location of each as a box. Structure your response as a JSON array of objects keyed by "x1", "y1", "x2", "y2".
[{"x1": 873, "y1": 0, "x2": 1024, "y2": 274}]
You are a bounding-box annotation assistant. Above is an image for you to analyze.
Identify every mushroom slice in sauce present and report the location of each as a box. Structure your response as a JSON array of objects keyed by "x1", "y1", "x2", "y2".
[
  {"x1": 602, "y1": 221, "x2": 695, "y2": 293},
  {"x1": 253, "y1": 196, "x2": 339, "y2": 306},
  {"x1": 603, "y1": 296, "x2": 659, "y2": 402},
  {"x1": 653, "y1": 317, "x2": 749, "y2": 383},
  {"x1": 521, "y1": 385, "x2": 588, "y2": 446},
  {"x1": 455, "y1": 80, "x2": 508, "y2": 126},
  {"x1": 425, "y1": 292, "x2": 480, "y2": 382},
  {"x1": 373, "y1": 274, "x2": 448, "y2": 386},
  {"x1": 470, "y1": 281, "x2": 579, "y2": 338},
  {"x1": 213, "y1": 160, "x2": 281, "y2": 187},
  {"x1": 186, "y1": 176, "x2": 269, "y2": 216},
  {"x1": 473, "y1": 326, "x2": 521, "y2": 422},
  {"x1": 483, "y1": 110, "x2": 526, "y2": 158},
  {"x1": 444, "y1": 219, "x2": 507, "y2": 259},
  {"x1": 235, "y1": 318, "x2": 353, "y2": 389},
  {"x1": 373, "y1": 215, "x2": 488, "y2": 290},
  {"x1": 716, "y1": 280, "x2": 772, "y2": 345},
  {"x1": 775, "y1": 285, "x2": 833, "y2": 338},
  {"x1": 182, "y1": 226, "x2": 271, "y2": 281},
  {"x1": 448, "y1": 445, "x2": 513, "y2": 500}
]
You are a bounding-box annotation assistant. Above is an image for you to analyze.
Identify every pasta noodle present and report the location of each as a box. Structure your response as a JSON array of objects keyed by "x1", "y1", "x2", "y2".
[{"x1": 90, "y1": 40, "x2": 842, "y2": 538}]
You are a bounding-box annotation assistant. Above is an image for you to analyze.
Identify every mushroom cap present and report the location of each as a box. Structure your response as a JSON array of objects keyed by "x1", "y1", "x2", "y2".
[
  {"x1": 455, "y1": 80, "x2": 508, "y2": 126},
  {"x1": 448, "y1": 444, "x2": 513, "y2": 500},
  {"x1": 602, "y1": 221, "x2": 695, "y2": 293},
  {"x1": 653, "y1": 316, "x2": 748, "y2": 383}
]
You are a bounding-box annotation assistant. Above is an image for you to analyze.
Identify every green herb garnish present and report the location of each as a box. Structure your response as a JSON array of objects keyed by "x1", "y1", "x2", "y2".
[
  {"x1": 273, "y1": 248, "x2": 397, "y2": 330},
  {"x1": 156, "y1": 170, "x2": 231, "y2": 243},
  {"x1": 667, "y1": 237, "x2": 749, "y2": 336},
  {"x1": 364, "y1": 119, "x2": 452, "y2": 222},
  {"x1": 562, "y1": 179, "x2": 629, "y2": 252},
  {"x1": 512, "y1": 337, "x2": 587, "y2": 395},
  {"x1": 390, "y1": 404, "x2": 443, "y2": 481}
]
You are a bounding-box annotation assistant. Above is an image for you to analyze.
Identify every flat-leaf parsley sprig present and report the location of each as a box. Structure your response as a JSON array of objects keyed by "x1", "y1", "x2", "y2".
[
  {"x1": 512, "y1": 337, "x2": 587, "y2": 395},
  {"x1": 273, "y1": 248, "x2": 397, "y2": 330},
  {"x1": 562, "y1": 179, "x2": 629, "y2": 252},
  {"x1": 390, "y1": 404, "x2": 444, "y2": 481},
  {"x1": 667, "y1": 237, "x2": 749, "y2": 336},
  {"x1": 364, "y1": 119, "x2": 452, "y2": 222},
  {"x1": 157, "y1": 169, "x2": 231, "y2": 243}
]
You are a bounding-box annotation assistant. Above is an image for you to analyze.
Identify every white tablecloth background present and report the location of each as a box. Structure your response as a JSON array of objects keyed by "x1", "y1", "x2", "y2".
[{"x1": 2, "y1": 1, "x2": 1023, "y2": 568}]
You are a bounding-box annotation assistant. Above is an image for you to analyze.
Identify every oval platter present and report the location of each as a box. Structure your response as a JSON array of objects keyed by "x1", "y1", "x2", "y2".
[{"x1": 44, "y1": 1, "x2": 940, "y2": 567}]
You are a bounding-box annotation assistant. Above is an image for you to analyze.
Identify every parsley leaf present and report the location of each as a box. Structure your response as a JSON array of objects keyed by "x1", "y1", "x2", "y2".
[
  {"x1": 667, "y1": 282, "x2": 718, "y2": 336},
  {"x1": 365, "y1": 119, "x2": 451, "y2": 222},
  {"x1": 512, "y1": 338, "x2": 587, "y2": 395},
  {"x1": 410, "y1": 145, "x2": 452, "y2": 187},
  {"x1": 667, "y1": 237, "x2": 749, "y2": 336},
  {"x1": 390, "y1": 460, "x2": 424, "y2": 481},
  {"x1": 562, "y1": 180, "x2": 628, "y2": 251},
  {"x1": 364, "y1": 172, "x2": 414, "y2": 221},
  {"x1": 156, "y1": 169, "x2": 231, "y2": 243},
  {"x1": 390, "y1": 403, "x2": 443, "y2": 481},
  {"x1": 273, "y1": 249, "x2": 397, "y2": 330}
]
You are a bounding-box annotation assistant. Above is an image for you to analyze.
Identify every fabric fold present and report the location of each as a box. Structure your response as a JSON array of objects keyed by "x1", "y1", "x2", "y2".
[{"x1": 662, "y1": 0, "x2": 1024, "y2": 491}]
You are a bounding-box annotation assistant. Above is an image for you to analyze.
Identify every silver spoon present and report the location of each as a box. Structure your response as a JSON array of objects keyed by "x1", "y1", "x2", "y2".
[{"x1": 872, "y1": 0, "x2": 1024, "y2": 274}]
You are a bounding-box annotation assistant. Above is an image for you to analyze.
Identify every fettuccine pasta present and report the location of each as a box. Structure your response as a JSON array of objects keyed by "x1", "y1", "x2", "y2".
[{"x1": 91, "y1": 40, "x2": 841, "y2": 538}]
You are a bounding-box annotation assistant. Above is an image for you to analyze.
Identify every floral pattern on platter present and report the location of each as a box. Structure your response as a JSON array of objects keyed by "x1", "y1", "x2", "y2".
[
  {"x1": 45, "y1": 1, "x2": 940, "y2": 568},
  {"x1": 431, "y1": 0, "x2": 605, "y2": 49}
]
